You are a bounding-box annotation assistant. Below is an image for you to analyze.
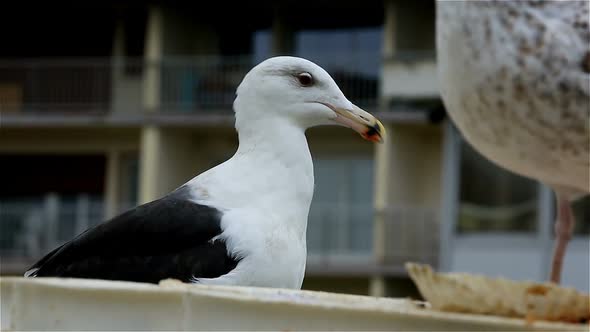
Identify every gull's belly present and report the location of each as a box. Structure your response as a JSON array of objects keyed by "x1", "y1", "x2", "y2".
[
  {"x1": 437, "y1": 1, "x2": 590, "y2": 192},
  {"x1": 448, "y1": 94, "x2": 589, "y2": 192},
  {"x1": 440, "y1": 41, "x2": 590, "y2": 191}
]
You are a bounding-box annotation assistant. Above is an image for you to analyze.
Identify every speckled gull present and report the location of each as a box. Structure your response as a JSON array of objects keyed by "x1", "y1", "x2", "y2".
[{"x1": 437, "y1": 0, "x2": 589, "y2": 283}]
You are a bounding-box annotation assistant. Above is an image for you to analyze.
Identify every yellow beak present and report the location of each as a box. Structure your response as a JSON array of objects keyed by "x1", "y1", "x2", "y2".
[{"x1": 331, "y1": 104, "x2": 386, "y2": 143}]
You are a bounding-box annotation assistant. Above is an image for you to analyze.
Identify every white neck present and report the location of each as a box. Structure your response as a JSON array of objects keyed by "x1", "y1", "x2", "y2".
[{"x1": 188, "y1": 115, "x2": 315, "y2": 235}]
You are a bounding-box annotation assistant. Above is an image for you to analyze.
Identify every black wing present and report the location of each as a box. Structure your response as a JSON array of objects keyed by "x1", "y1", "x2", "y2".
[{"x1": 26, "y1": 187, "x2": 239, "y2": 284}]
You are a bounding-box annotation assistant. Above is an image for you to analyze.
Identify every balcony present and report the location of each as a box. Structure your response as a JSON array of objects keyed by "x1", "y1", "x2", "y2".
[
  {"x1": 0, "y1": 56, "x2": 379, "y2": 126},
  {"x1": 0, "y1": 194, "x2": 105, "y2": 273},
  {"x1": 0, "y1": 195, "x2": 439, "y2": 277},
  {"x1": 306, "y1": 204, "x2": 439, "y2": 276},
  {"x1": 0, "y1": 59, "x2": 113, "y2": 114}
]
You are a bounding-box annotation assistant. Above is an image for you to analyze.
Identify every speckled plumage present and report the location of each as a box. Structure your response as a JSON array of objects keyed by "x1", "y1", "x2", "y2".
[
  {"x1": 437, "y1": 0, "x2": 589, "y2": 194},
  {"x1": 437, "y1": 0, "x2": 590, "y2": 284}
]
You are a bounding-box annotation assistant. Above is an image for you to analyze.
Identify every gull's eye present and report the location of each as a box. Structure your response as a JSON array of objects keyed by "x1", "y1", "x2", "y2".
[{"x1": 297, "y1": 72, "x2": 314, "y2": 87}]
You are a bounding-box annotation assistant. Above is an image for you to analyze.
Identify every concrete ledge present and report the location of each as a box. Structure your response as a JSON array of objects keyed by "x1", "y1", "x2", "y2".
[{"x1": 1, "y1": 277, "x2": 585, "y2": 331}]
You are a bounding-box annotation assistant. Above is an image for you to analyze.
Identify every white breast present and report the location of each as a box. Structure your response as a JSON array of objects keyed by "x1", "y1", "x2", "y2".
[
  {"x1": 196, "y1": 207, "x2": 307, "y2": 289},
  {"x1": 186, "y1": 120, "x2": 314, "y2": 289}
]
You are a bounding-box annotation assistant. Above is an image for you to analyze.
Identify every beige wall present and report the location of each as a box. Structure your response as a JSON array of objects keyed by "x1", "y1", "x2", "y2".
[
  {"x1": 111, "y1": 21, "x2": 143, "y2": 115},
  {"x1": 138, "y1": 126, "x2": 237, "y2": 203},
  {"x1": 386, "y1": 124, "x2": 443, "y2": 208},
  {"x1": 372, "y1": 123, "x2": 444, "y2": 295}
]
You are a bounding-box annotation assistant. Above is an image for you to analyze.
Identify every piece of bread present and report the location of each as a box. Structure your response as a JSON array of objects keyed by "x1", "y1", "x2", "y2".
[{"x1": 405, "y1": 263, "x2": 590, "y2": 323}]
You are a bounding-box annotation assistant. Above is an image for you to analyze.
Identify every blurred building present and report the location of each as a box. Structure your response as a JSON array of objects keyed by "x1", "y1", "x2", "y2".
[{"x1": 0, "y1": 0, "x2": 588, "y2": 294}]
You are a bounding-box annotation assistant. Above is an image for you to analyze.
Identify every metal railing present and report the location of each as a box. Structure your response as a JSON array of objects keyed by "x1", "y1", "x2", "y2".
[
  {"x1": 307, "y1": 203, "x2": 374, "y2": 260},
  {"x1": 157, "y1": 55, "x2": 379, "y2": 111},
  {"x1": 382, "y1": 206, "x2": 439, "y2": 267},
  {"x1": 159, "y1": 56, "x2": 250, "y2": 112},
  {"x1": 0, "y1": 194, "x2": 105, "y2": 261},
  {"x1": 0, "y1": 56, "x2": 379, "y2": 115},
  {"x1": 0, "y1": 195, "x2": 439, "y2": 273},
  {"x1": 0, "y1": 59, "x2": 115, "y2": 113},
  {"x1": 457, "y1": 200, "x2": 538, "y2": 233},
  {"x1": 307, "y1": 204, "x2": 439, "y2": 267}
]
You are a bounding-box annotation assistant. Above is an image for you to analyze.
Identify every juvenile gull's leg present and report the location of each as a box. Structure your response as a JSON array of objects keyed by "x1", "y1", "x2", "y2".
[{"x1": 549, "y1": 193, "x2": 575, "y2": 284}]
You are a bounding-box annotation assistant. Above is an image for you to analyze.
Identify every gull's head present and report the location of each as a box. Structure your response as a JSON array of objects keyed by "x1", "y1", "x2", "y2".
[{"x1": 234, "y1": 56, "x2": 385, "y2": 143}]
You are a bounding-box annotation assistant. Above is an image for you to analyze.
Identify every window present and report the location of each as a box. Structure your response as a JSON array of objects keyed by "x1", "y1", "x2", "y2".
[
  {"x1": 0, "y1": 155, "x2": 107, "y2": 261},
  {"x1": 253, "y1": 30, "x2": 272, "y2": 64},
  {"x1": 457, "y1": 141, "x2": 538, "y2": 233},
  {"x1": 307, "y1": 157, "x2": 374, "y2": 256},
  {"x1": 294, "y1": 28, "x2": 382, "y2": 77},
  {"x1": 456, "y1": 139, "x2": 590, "y2": 235},
  {"x1": 0, "y1": 194, "x2": 104, "y2": 260}
]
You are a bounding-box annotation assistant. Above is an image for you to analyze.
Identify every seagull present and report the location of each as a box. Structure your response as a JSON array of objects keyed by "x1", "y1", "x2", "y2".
[
  {"x1": 436, "y1": 1, "x2": 589, "y2": 283},
  {"x1": 24, "y1": 56, "x2": 385, "y2": 288}
]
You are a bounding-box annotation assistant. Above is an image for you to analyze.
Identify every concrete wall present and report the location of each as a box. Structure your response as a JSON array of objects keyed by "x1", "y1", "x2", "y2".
[
  {"x1": 386, "y1": 124, "x2": 443, "y2": 208},
  {"x1": 372, "y1": 123, "x2": 444, "y2": 296},
  {"x1": 111, "y1": 21, "x2": 143, "y2": 115},
  {"x1": 373, "y1": 124, "x2": 444, "y2": 215}
]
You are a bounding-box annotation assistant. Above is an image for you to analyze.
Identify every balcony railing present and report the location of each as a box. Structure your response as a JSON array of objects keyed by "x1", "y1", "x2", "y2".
[
  {"x1": 0, "y1": 59, "x2": 114, "y2": 113},
  {"x1": 0, "y1": 194, "x2": 105, "y2": 263},
  {"x1": 308, "y1": 203, "x2": 374, "y2": 261},
  {"x1": 382, "y1": 206, "x2": 439, "y2": 267},
  {"x1": 0, "y1": 56, "x2": 378, "y2": 116},
  {"x1": 0, "y1": 195, "x2": 439, "y2": 275},
  {"x1": 159, "y1": 56, "x2": 250, "y2": 112},
  {"x1": 306, "y1": 204, "x2": 439, "y2": 273}
]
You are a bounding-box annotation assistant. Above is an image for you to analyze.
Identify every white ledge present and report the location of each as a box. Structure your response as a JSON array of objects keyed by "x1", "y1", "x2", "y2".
[{"x1": 1, "y1": 277, "x2": 585, "y2": 331}]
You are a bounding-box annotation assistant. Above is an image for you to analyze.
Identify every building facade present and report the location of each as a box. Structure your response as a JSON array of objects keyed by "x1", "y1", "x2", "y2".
[{"x1": 0, "y1": 0, "x2": 588, "y2": 295}]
